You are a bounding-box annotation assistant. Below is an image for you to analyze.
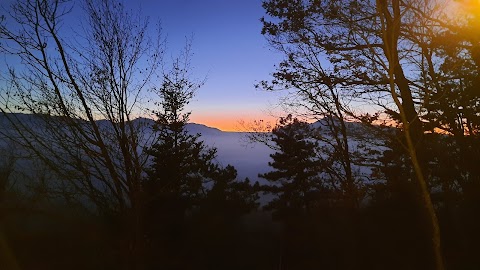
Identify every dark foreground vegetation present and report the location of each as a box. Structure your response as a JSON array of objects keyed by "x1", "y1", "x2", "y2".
[
  {"x1": 2, "y1": 0, "x2": 480, "y2": 269},
  {"x1": 3, "y1": 115, "x2": 480, "y2": 270},
  {"x1": 3, "y1": 158, "x2": 480, "y2": 270}
]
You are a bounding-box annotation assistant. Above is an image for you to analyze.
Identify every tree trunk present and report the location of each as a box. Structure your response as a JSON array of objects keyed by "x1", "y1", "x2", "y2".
[{"x1": 377, "y1": 1, "x2": 445, "y2": 269}]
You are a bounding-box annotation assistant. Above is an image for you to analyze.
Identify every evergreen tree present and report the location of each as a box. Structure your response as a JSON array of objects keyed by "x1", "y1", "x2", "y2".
[
  {"x1": 144, "y1": 53, "x2": 258, "y2": 216},
  {"x1": 144, "y1": 55, "x2": 207, "y2": 211},
  {"x1": 203, "y1": 165, "x2": 259, "y2": 218},
  {"x1": 259, "y1": 115, "x2": 325, "y2": 217},
  {"x1": 143, "y1": 53, "x2": 259, "y2": 268}
]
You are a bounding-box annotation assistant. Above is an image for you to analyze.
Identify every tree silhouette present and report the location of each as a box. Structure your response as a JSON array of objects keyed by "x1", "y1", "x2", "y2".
[
  {"x1": 259, "y1": 115, "x2": 325, "y2": 217},
  {"x1": 0, "y1": 0, "x2": 166, "y2": 267},
  {"x1": 259, "y1": 1, "x2": 469, "y2": 267},
  {"x1": 143, "y1": 51, "x2": 258, "y2": 268},
  {"x1": 145, "y1": 51, "x2": 207, "y2": 211}
]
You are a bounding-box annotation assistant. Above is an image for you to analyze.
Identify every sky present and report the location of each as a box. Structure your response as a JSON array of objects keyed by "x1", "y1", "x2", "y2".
[
  {"x1": 0, "y1": 0, "x2": 286, "y2": 132},
  {"x1": 1, "y1": 1, "x2": 475, "y2": 131},
  {"x1": 128, "y1": 0, "x2": 285, "y2": 131}
]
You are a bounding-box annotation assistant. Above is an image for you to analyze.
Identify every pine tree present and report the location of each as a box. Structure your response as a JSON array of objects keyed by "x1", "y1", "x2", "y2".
[
  {"x1": 203, "y1": 165, "x2": 259, "y2": 218},
  {"x1": 143, "y1": 54, "x2": 258, "y2": 268},
  {"x1": 144, "y1": 54, "x2": 258, "y2": 215},
  {"x1": 260, "y1": 115, "x2": 324, "y2": 217},
  {"x1": 144, "y1": 55, "x2": 211, "y2": 214}
]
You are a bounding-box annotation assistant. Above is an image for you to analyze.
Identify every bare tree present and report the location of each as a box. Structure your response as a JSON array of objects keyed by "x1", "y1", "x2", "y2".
[
  {"x1": 375, "y1": 1, "x2": 444, "y2": 269},
  {"x1": 258, "y1": 0, "x2": 385, "y2": 208},
  {"x1": 0, "y1": 0, "x2": 165, "y2": 267}
]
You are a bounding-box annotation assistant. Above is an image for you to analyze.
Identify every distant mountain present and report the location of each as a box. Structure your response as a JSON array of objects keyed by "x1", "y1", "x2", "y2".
[
  {"x1": 127, "y1": 118, "x2": 272, "y2": 182},
  {"x1": 0, "y1": 113, "x2": 273, "y2": 183},
  {"x1": 185, "y1": 123, "x2": 224, "y2": 135},
  {"x1": 310, "y1": 117, "x2": 370, "y2": 134},
  {"x1": 0, "y1": 113, "x2": 384, "y2": 188},
  {"x1": 130, "y1": 117, "x2": 223, "y2": 135}
]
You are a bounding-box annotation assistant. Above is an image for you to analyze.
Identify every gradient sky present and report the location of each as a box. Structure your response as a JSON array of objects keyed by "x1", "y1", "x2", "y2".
[
  {"x1": 1, "y1": 1, "x2": 469, "y2": 131},
  {"x1": 1, "y1": 0, "x2": 285, "y2": 131},
  {"x1": 129, "y1": 0, "x2": 285, "y2": 131}
]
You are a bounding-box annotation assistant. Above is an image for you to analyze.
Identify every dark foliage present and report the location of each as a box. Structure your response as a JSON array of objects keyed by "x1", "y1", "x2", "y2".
[{"x1": 259, "y1": 115, "x2": 329, "y2": 217}]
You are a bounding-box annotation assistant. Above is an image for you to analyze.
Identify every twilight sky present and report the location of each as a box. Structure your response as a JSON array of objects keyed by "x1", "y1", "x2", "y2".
[
  {"x1": 1, "y1": 1, "x2": 471, "y2": 131},
  {"x1": 1, "y1": 0, "x2": 285, "y2": 131},
  {"x1": 130, "y1": 0, "x2": 284, "y2": 131}
]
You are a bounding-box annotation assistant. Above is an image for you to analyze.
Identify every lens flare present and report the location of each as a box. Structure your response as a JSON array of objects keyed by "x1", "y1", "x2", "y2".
[{"x1": 454, "y1": 0, "x2": 480, "y2": 15}]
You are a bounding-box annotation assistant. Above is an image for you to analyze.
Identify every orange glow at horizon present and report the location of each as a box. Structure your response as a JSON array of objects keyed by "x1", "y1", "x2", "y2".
[{"x1": 189, "y1": 114, "x2": 278, "y2": 132}]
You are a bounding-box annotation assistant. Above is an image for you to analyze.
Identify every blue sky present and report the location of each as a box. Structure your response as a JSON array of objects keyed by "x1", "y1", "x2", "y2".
[{"x1": 130, "y1": 0, "x2": 285, "y2": 130}]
